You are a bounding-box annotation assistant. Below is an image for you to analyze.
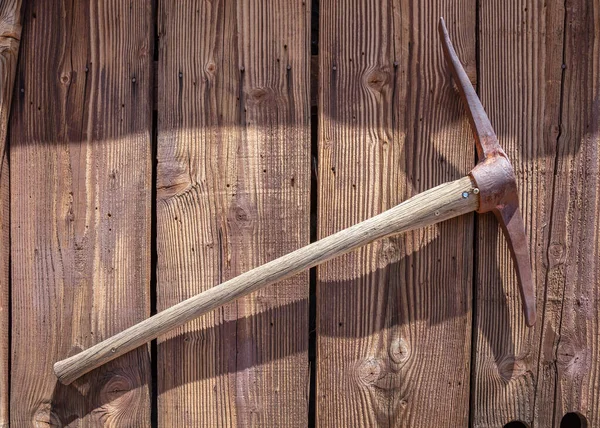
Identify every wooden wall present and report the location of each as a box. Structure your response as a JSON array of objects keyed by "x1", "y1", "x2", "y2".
[{"x1": 1, "y1": 0, "x2": 599, "y2": 427}]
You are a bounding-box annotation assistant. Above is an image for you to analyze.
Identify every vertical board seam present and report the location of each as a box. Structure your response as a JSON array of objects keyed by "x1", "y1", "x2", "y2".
[
  {"x1": 544, "y1": 0, "x2": 569, "y2": 425},
  {"x1": 150, "y1": 0, "x2": 159, "y2": 426},
  {"x1": 469, "y1": 1, "x2": 481, "y2": 426},
  {"x1": 4, "y1": 1, "x2": 26, "y2": 425},
  {"x1": 308, "y1": 0, "x2": 319, "y2": 425}
]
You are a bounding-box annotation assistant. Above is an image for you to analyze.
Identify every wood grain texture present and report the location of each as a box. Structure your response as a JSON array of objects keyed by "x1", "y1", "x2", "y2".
[
  {"x1": 0, "y1": 1, "x2": 22, "y2": 426},
  {"x1": 546, "y1": 1, "x2": 600, "y2": 424},
  {"x1": 471, "y1": 0, "x2": 581, "y2": 426},
  {"x1": 156, "y1": 0, "x2": 310, "y2": 425},
  {"x1": 10, "y1": 1, "x2": 152, "y2": 426},
  {"x1": 317, "y1": 1, "x2": 476, "y2": 426}
]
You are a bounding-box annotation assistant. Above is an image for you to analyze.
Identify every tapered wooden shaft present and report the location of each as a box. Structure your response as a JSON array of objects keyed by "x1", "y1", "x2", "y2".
[{"x1": 54, "y1": 176, "x2": 478, "y2": 384}]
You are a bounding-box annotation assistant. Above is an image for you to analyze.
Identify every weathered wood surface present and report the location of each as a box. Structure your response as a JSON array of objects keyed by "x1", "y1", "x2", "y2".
[
  {"x1": 547, "y1": 1, "x2": 600, "y2": 424},
  {"x1": 156, "y1": 0, "x2": 311, "y2": 425},
  {"x1": 10, "y1": 1, "x2": 152, "y2": 426},
  {"x1": 473, "y1": 0, "x2": 600, "y2": 427},
  {"x1": 550, "y1": 2, "x2": 600, "y2": 424},
  {"x1": 316, "y1": 1, "x2": 476, "y2": 426},
  {"x1": 3, "y1": 0, "x2": 600, "y2": 425},
  {"x1": 0, "y1": 1, "x2": 22, "y2": 426},
  {"x1": 471, "y1": 1, "x2": 564, "y2": 425}
]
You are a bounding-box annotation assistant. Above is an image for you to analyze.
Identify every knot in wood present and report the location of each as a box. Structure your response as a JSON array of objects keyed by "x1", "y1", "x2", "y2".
[
  {"x1": 364, "y1": 68, "x2": 390, "y2": 92},
  {"x1": 205, "y1": 62, "x2": 216, "y2": 74},
  {"x1": 100, "y1": 373, "x2": 136, "y2": 406},
  {"x1": 496, "y1": 355, "x2": 528, "y2": 381},
  {"x1": 547, "y1": 243, "x2": 565, "y2": 268},
  {"x1": 557, "y1": 339, "x2": 588, "y2": 372},
  {"x1": 380, "y1": 238, "x2": 402, "y2": 266},
  {"x1": 228, "y1": 195, "x2": 256, "y2": 230},
  {"x1": 156, "y1": 155, "x2": 193, "y2": 200},
  {"x1": 60, "y1": 71, "x2": 71, "y2": 85},
  {"x1": 138, "y1": 43, "x2": 149, "y2": 59},
  {"x1": 33, "y1": 403, "x2": 63, "y2": 426},
  {"x1": 389, "y1": 336, "x2": 411, "y2": 364},
  {"x1": 355, "y1": 357, "x2": 383, "y2": 385},
  {"x1": 0, "y1": 25, "x2": 21, "y2": 42},
  {"x1": 247, "y1": 87, "x2": 278, "y2": 108},
  {"x1": 235, "y1": 206, "x2": 249, "y2": 222}
]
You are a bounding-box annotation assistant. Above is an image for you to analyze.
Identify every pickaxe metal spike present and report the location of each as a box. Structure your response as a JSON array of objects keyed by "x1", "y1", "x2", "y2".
[
  {"x1": 439, "y1": 18, "x2": 535, "y2": 326},
  {"x1": 54, "y1": 18, "x2": 535, "y2": 385}
]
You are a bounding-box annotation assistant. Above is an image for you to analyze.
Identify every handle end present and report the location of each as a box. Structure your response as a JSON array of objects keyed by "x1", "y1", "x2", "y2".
[{"x1": 53, "y1": 358, "x2": 75, "y2": 385}]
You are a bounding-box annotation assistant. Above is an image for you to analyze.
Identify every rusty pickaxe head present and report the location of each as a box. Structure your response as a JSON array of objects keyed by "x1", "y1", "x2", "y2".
[{"x1": 439, "y1": 18, "x2": 536, "y2": 326}]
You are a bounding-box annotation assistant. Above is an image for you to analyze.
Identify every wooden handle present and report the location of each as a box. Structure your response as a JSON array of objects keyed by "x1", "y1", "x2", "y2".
[{"x1": 54, "y1": 176, "x2": 478, "y2": 384}]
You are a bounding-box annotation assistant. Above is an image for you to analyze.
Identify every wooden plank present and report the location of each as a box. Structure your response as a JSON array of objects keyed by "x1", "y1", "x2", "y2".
[
  {"x1": 0, "y1": 1, "x2": 22, "y2": 426},
  {"x1": 10, "y1": 1, "x2": 152, "y2": 425},
  {"x1": 316, "y1": 2, "x2": 475, "y2": 426},
  {"x1": 548, "y1": 1, "x2": 600, "y2": 424},
  {"x1": 471, "y1": 1, "x2": 573, "y2": 426},
  {"x1": 529, "y1": 1, "x2": 600, "y2": 426},
  {"x1": 156, "y1": 0, "x2": 310, "y2": 425}
]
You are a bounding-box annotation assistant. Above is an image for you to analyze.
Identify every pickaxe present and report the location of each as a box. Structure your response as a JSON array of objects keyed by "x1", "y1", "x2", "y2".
[{"x1": 54, "y1": 18, "x2": 536, "y2": 385}]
